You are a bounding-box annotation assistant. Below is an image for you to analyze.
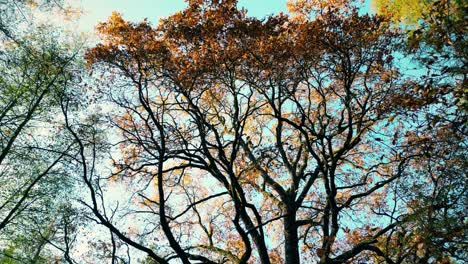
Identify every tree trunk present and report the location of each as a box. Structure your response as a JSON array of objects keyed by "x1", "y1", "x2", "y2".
[{"x1": 284, "y1": 207, "x2": 300, "y2": 264}]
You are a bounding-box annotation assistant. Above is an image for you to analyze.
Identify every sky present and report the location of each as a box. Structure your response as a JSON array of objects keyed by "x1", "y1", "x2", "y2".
[
  {"x1": 68, "y1": 0, "x2": 374, "y2": 35},
  {"x1": 72, "y1": 0, "x2": 289, "y2": 33}
]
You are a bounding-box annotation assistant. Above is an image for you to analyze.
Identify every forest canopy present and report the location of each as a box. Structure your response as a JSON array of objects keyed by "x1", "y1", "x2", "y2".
[{"x1": 0, "y1": 0, "x2": 466, "y2": 263}]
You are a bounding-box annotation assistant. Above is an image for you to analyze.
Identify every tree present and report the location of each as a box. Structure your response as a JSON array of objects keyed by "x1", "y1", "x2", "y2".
[
  {"x1": 373, "y1": 0, "x2": 467, "y2": 262},
  {"x1": 79, "y1": 0, "x2": 468, "y2": 263},
  {"x1": 0, "y1": 0, "x2": 84, "y2": 262}
]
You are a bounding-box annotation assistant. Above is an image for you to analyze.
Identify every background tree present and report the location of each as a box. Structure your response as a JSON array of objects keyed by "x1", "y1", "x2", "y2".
[
  {"x1": 373, "y1": 0, "x2": 467, "y2": 262},
  {"x1": 0, "y1": 0, "x2": 84, "y2": 262}
]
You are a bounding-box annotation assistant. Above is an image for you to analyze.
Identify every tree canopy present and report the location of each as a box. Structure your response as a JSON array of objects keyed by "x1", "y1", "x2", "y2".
[{"x1": 0, "y1": 0, "x2": 466, "y2": 263}]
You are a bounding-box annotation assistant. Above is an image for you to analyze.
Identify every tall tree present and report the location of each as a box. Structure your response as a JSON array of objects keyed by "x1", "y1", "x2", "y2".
[
  {"x1": 81, "y1": 0, "x2": 466, "y2": 263},
  {"x1": 0, "y1": 0, "x2": 84, "y2": 262}
]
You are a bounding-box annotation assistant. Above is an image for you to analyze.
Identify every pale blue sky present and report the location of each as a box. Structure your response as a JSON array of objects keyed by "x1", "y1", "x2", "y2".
[
  {"x1": 72, "y1": 0, "x2": 374, "y2": 40},
  {"x1": 75, "y1": 0, "x2": 289, "y2": 32}
]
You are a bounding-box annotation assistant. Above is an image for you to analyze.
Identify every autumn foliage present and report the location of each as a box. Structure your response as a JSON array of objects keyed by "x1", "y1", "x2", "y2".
[{"x1": 82, "y1": 0, "x2": 466, "y2": 263}]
